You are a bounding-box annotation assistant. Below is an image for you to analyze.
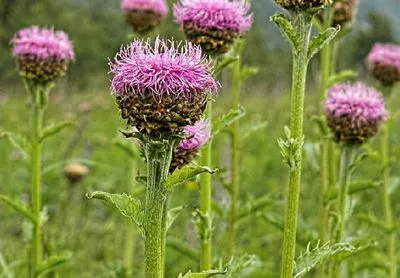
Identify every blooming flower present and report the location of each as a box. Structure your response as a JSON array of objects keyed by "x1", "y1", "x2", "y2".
[
  {"x1": 366, "y1": 43, "x2": 400, "y2": 86},
  {"x1": 171, "y1": 120, "x2": 211, "y2": 171},
  {"x1": 110, "y1": 37, "x2": 218, "y2": 138},
  {"x1": 325, "y1": 82, "x2": 387, "y2": 144},
  {"x1": 11, "y1": 26, "x2": 74, "y2": 83},
  {"x1": 174, "y1": 0, "x2": 252, "y2": 55},
  {"x1": 275, "y1": 0, "x2": 331, "y2": 10},
  {"x1": 121, "y1": 0, "x2": 168, "y2": 33}
]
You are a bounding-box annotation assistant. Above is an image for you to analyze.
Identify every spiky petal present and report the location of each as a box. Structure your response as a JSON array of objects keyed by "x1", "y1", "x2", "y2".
[
  {"x1": 366, "y1": 43, "x2": 400, "y2": 86},
  {"x1": 325, "y1": 82, "x2": 388, "y2": 144},
  {"x1": 174, "y1": 0, "x2": 252, "y2": 55},
  {"x1": 110, "y1": 38, "x2": 218, "y2": 138},
  {"x1": 121, "y1": 0, "x2": 168, "y2": 33},
  {"x1": 11, "y1": 26, "x2": 75, "y2": 83}
]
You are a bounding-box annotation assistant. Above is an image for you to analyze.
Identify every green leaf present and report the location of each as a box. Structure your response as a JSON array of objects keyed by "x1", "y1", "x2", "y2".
[
  {"x1": 224, "y1": 254, "x2": 261, "y2": 278},
  {"x1": 178, "y1": 269, "x2": 227, "y2": 278},
  {"x1": 240, "y1": 66, "x2": 259, "y2": 82},
  {"x1": 166, "y1": 206, "x2": 184, "y2": 231},
  {"x1": 278, "y1": 126, "x2": 304, "y2": 171},
  {"x1": 0, "y1": 132, "x2": 31, "y2": 160},
  {"x1": 35, "y1": 254, "x2": 71, "y2": 277},
  {"x1": 236, "y1": 196, "x2": 273, "y2": 222},
  {"x1": 308, "y1": 26, "x2": 340, "y2": 60},
  {"x1": 167, "y1": 237, "x2": 199, "y2": 262},
  {"x1": 327, "y1": 70, "x2": 358, "y2": 88},
  {"x1": 212, "y1": 106, "x2": 246, "y2": 138},
  {"x1": 214, "y1": 55, "x2": 238, "y2": 76},
  {"x1": 0, "y1": 252, "x2": 12, "y2": 278},
  {"x1": 0, "y1": 195, "x2": 36, "y2": 224},
  {"x1": 86, "y1": 191, "x2": 142, "y2": 228},
  {"x1": 294, "y1": 242, "x2": 359, "y2": 277},
  {"x1": 113, "y1": 137, "x2": 141, "y2": 159},
  {"x1": 358, "y1": 214, "x2": 392, "y2": 233},
  {"x1": 241, "y1": 121, "x2": 268, "y2": 140},
  {"x1": 270, "y1": 13, "x2": 301, "y2": 54},
  {"x1": 325, "y1": 179, "x2": 380, "y2": 201},
  {"x1": 40, "y1": 121, "x2": 73, "y2": 142},
  {"x1": 165, "y1": 165, "x2": 218, "y2": 192}
]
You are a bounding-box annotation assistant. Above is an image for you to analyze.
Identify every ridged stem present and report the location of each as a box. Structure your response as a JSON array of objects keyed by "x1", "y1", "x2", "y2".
[
  {"x1": 143, "y1": 140, "x2": 173, "y2": 278},
  {"x1": 199, "y1": 101, "x2": 213, "y2": 270},
  {"x1": 280, "y1": 14, "x2": 312, "y2": 278},
  {"x1": 226, "y1": 43, "x2": 243, "y2": 259}
]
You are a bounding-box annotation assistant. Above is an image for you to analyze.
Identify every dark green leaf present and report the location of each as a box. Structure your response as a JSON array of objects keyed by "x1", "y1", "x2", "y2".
[
  {"x1": 308, "y1": 26, "x2": 340, "y2": 60},
  {"x1": 270, "y1": 13, "x2": 301, "y2": 54},
  {"x1": 40, "y1": 121, "x2": 73, "y2": 142},
  {"x1": 212, "y1": 106, "x2": 246, "y2": 138},
  {"x1": 165, "y1": 165, "x2": 218, "y2": 192},
  {"x1": 0, "y1": 195, "x2": 35, "y2": 224}
]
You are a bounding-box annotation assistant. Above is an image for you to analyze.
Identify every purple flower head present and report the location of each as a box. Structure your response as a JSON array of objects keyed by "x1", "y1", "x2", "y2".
[
  {"x1": 11, "y1": 26, "x2": 74, "y2": 82},
  {"x1": 110, "y1": 37, "x2": 218, "y2": 97},
  {"x1": 366, "y1": 43, "x2": 400, "y2": 85},
  {"x1": 179, "y1": 120, "x2": 211, "y2": 150},
  {"x1": 174, "y1": 0, "x2": 252, "y2": 55},
  {"x1": 12, "y1": 26, "x2": 75, "y2": 62},
  {"x1": 121, "y1": 0, "x2": 168, "y2": 16},
  {"x1": 110, "y1": 37, "x2": 218, "y2": 138},
  {"x1": 325, "y1": 82, "x2": 388, "y2": 144},
  {"x1": 174, "y1": 0, "x2": 252, "y2": 33}
]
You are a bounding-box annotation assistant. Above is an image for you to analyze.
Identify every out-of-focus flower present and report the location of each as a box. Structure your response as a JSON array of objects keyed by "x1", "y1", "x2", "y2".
[
  {"x1": 174, "y1": 0, "x2": 252, "y2": 55},
  {"x1": 110, "y1": 38, "x2": 218, "y2": 138},
  {"x1": 64, "y1": 163, "x2": 89, "y2": 185},
  {"x1": 325, "y1": 82, "x2": 387, "y2": 144},
  {"x1": 11, "y1": 26, "x2": 74, "y2": 83},
  {"x1": 366, "y1": 43, "x2": 400, "y2": 86},
  {"x1": 121, "y1": 0, "x2": 168, "y2": 33},
  {"x1": 317, "y1": 0, "x2": 358, "y2": 27},
  {"x1": 171, "y1": 120, "x2": 211, "y2": 171},
  {"x1": 275, "y1": 0, "x2": 331, "y2": 11}
]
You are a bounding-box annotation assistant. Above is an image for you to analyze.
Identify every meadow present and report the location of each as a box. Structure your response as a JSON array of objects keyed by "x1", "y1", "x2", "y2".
[{"x1": 0, "y1": 1, "x2": 399, "y2": 278}]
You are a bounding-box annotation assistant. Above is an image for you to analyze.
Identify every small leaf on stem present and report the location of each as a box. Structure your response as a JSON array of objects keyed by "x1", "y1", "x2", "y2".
[
  {"x1": 178, "y1": 269, "x2": 227, "y2": 278},
  {"x1": 0, "y1": 132, "x2": 31, "y2": 160},
  {"x1": 165, "y1": 165, "x2": 218, "y2": 192},
  {"x1": 0, "y1": 195, "x2": 36, "y2": 224},
  {"x1": 212, "y1": 106, "x2": 246, "y2": 138},
  {"x1": 40, "y1": 120, "x2": 74, "y2": 142},
  {"x1": 308, "y1": 26, "x2": 340, "y2": 60},
  {"x1": 270, "y1": 13, "x2": 301, "y2": 54},
  {"x1": 166, "y1": 206, "x2": 185, "y2": 231}
]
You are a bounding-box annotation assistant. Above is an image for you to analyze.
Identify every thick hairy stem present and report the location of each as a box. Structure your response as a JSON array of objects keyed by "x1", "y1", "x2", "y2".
[
  {"x1": 381, "y1": 124, "x2": 397, "y2": 278},
  {"x1": 143, "y1": 140, "x2": 173, "y2": 278},
  {"x1": 226, "y1": 43, "x2": 242, "y2": 260},
  {"x1": 199, "y1": 101, "x2": 213, "y2": 270},
  {"x1": 332, "y1": 145, "x2": 356, "y2": 278},
  {"x1": 31, "y1": 86, "x2": 45, "y2": 277},
  {"x1": 160, "y1": 199, "x2": 168, "y2": 278},
  {"x1": 280, "y1": 14, "x2": 312, "y2": 278}
]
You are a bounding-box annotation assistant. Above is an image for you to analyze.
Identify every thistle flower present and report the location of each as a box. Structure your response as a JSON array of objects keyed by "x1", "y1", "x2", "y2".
[
  {"x1": 171, "y1": 120, "x2": 211, "y2": 171},
  {"x1": 317, "y1": 0, "x2": 358, "y2": 27},
  {"x1": 110, "y1": 38, "x2": 218, "y2": 138},
  {"x1": 325, "y1": 82, "x2": 388, "y2": 145},
  {"x1": 275, "y1": 0, "x2": 331, "y2": 11},
  {"x1": 11, "y1": 26, "x2": 75, "y2": 83},
  {"x1": 121, "y1": 0, "x2": 168, "y2": 33},
  {"x1": 64, "y1": 163, "x2": 90, "y2": 185},
  {"x1": 174, "y1": 0, "x2": 252, "y2": 55},
  {"x1": 366, "y1": 43, "x2": 400, "y2": 86}
]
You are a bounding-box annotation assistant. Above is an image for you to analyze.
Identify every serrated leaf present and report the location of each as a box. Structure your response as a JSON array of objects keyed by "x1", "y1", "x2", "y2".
[
  {"x1": 223, "y1": 254, "x2": 261, "y2": 278},
  {"x1": 240, "y1": 66, "x2": 259, "y2": 82},
  {"x1": 35, "y1": 254, "x2": 71, "y2": 277},
  {"x1": 165, "y1": 165, "x2": 218, "y2": 192},
  {"x1": 294, "y1": 242, "x2": 358, "y2": 278},
  {"x1": 40, "y1": 121, "x2": 73, "y2": 142},
  {"x1": 0, "y1": 195, "x2": 36, "y2": 224},
  {"x1": 166, "y1": 206, "x2": 184, "y2": 231},
  {"x1": 0, "y1": 132, "x2": 31, "y2": 160},
  {"x1": 113, "y1": 137, "x2": 141, "y2": 159},
  {"x1": 214, "y1": 55, "x2": 238, "y2": 76},
  {"x1": 86, "y1": 191, "x2": 142, "y2": 228},
  {"x1": 270, "y1": 13, "x2": 301, "y2": 54},
  {"x1": 212, "y1": 106, "x2": 246, "y2": 138},
  {"x1": 327, "y1": 70, "x2": 358, "y2": 87},
  {"x1": 308, "y1": 26, "x2": 340, "y2": 60},
  {"x1": 179, "y1": 269, "x2": 227, "y2": 278}
]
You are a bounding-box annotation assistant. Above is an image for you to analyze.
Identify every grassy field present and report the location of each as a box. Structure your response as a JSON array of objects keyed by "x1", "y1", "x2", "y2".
[{"x1": 0, "y1": 80, "x2": 399, "y2": 277}]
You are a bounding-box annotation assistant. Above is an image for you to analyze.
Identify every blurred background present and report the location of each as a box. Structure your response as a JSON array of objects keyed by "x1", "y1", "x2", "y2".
[{"x1": 0, "y1": 0, "x2": 399, "y2": 277}]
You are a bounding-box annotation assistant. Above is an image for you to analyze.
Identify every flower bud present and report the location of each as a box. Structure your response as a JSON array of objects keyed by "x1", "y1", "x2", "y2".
[
  {"x1": 64, "y1": 163, "x2": 89, "y2": 185},
  {"x1": 366, "y1": 43, "x2": 400, "y2": 86},
  {"x1": 275, "y1": 0, "x2": 331, "y2": 11}
]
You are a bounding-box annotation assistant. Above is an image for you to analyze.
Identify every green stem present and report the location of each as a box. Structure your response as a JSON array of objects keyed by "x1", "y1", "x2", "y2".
[
  {"x1": 31, "y1": 85, "x2": 45, "y2": 277},
  {"x1": 161, "y1": 198, "x2": 168, "y2": 278},
  {"x1": 226, "y1": 42, "x2": 243, "y2": 260},
  {"x1": 280, "y1": 14, "x2": 312, "y2": 278},
  {"x1": 199, "y1": 101, "x2": 213, "y2": 270},
  {"x1": 143, "y1": 140, "x2": 173, "y2": 278},
  {"x1": 381, "y1": 124, "x2": 397, "y2": 278},
  {"x1": 332, "y1": 145, "x2": 357, "y2": 278}
]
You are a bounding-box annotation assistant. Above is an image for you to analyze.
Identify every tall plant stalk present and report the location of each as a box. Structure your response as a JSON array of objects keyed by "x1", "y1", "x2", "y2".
[
  {"x1": 226, "y1": 41, "x2": 243, "y2": 259},
  {"x1": 199, "y1": 101, "x2": 213, "y2": 270},
  {"x1": 279, "y1": 14, "x2": 312, "y2": 278}
]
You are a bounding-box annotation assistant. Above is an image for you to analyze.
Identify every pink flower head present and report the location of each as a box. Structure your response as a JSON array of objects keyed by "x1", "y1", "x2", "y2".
[
  {"x1": 11, "y1": 26, "x2": 75, "y2": 62},
  {"x1": 174, "y1": 0, "x2": 252, "y2": 34},
  {"x1": 179, "y1": 120, "x2": 211, "y2": 150},
  {"x1": 325, "y1": 82, "x2": 388, "y2": 144},
  {"x1": 366, "y1": 43, "x2": 400, "y2": 85},
  {"x1": 121, "y1": 0, "x2": 168, "y2": 16},
  {"x1": 110, "y1": 37, "x2": 218, "y2": 98}
]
